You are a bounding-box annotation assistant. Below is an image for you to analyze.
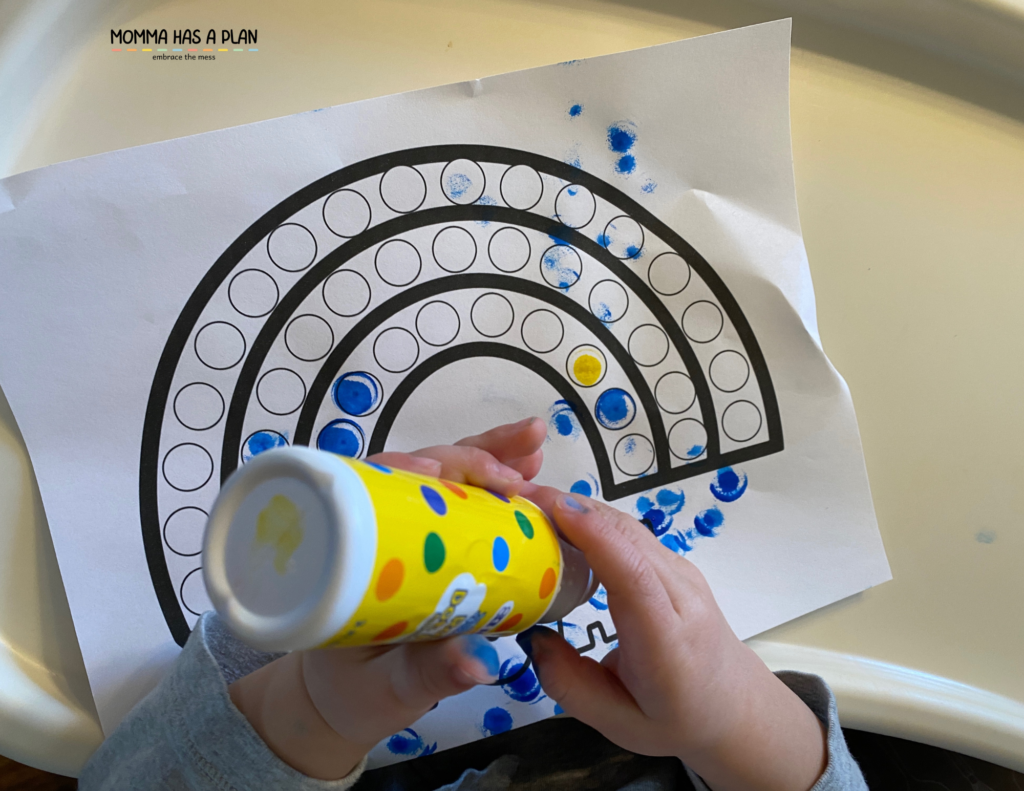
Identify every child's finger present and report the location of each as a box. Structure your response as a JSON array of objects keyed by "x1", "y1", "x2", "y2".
[
  {"x1": 502, "y1": 448, "x2": 544, "y2": 481},
  {"x1": 454, "y1": 417, "x2": 546, "y2": 468},
  {"x1": 518, "y1": 626, "x2": 648, "y2": 743},
  {"x1": 384, "y1": 635, "x2": 500, "y2": 713},
  {"x1": 365, "y1": 452, "x2": 443, "y2": 477},
  {"x1": 411, "y1": 445, "x2": 524, "y2": 496},
  {"x1": 550, "y1": 495, "x2": 674, "y2": 633}
]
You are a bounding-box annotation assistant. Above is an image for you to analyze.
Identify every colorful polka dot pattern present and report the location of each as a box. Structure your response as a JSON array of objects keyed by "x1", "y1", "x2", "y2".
[{"x1": 321, "y1": 457, "x2": 564, "y2": 647}]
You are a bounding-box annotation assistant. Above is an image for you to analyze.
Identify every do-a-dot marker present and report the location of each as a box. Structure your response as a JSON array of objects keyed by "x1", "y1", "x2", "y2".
[
  {"x1": 514, "y1": 510, "x2": 534, "y2": 539},
  {"x1": 421, "y1": 485, "x2": 447, "y2": 515},
  {"x1": 492, "y1": 536, "x2": 510, "y2": 571},
  {"x1": 424, "y1": 532, "x2": 445, "y2": 573}
]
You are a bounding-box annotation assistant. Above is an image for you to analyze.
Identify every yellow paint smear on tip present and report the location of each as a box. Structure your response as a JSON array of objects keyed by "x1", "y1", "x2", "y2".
[
  {"x1": 573, "y1": 354, "x2": 602, "y2": 386},
  {"x1": 256, "y1": 495, "x2": 303, "y2": 574}
]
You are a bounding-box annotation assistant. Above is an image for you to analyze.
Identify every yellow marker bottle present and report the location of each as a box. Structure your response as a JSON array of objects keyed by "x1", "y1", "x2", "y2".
[{"x1": 203, "y1": 447, "x2": 598, "y2": 651}]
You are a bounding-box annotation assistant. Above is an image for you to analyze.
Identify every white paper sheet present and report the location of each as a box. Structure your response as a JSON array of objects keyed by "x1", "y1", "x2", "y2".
[{"x1": 0, "y1": 20, "x2": 889, "y2": 765}]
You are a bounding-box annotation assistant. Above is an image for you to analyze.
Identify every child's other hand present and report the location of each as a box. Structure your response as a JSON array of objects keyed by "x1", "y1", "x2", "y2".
[
  {"x1": 229, "y1": 417, "x2": 547, "y2": 781},
  {"x1": 517, "y1": 491, "x2": 828, "y2": 791}
]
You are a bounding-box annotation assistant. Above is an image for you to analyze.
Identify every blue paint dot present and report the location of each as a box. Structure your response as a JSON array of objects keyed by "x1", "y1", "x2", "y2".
[
  {"x1": 688, "y1": 444, "x2": 705, "y2": 457},
  {"x1": 710, "y1": 467, "x2": 748, "y2": 502},
  {"x1": 482, "y1": 707, "x2": 514, "y2": 736},
  {"x1": 364, "y1": 461, "x2": 392, "y2": 474},
  {"x1": 641, "y1": 179, "x2": 657, "y2": 194},
  {"x1": 661, "y1": 532, "x2": 692, "y2": 553},
  {"x1": 655, "y1": 489, "x2": 685, "y2": 515},
  {"x1": 475, "y1": 195, "x2": 498, "y2": 225},
  {"x1": 500, "y1": 659, "x2": 542, "y2": 702},
  {"x1": 241, "y1": 430, "x2": 287, "y2": 462},
  {"x1": 694, "y1": 507, "x2": 724, "y2": 537},
  {"x1": 332, "y1": 372, "x2": 380, "y2": 416},
  {"x1": 625, "y1": 244, "x2": 641, "y2": 259},
  {"x1": 568, "y1": 103, "x2": 583, "y2": 117},
  {"x1": 607, "y1": 123, "x2": 636, "y2": 153},
  {"x1": 316, "y1": 419, "x2": 364, "y2": 457},
  {"x1": 486, "y1": 489, "x2": 510, "y2": 503},
  {"x1": 492, "y1": 536, "x2": 510, "y2": 571},
  {"x1": 387, "y1": 728, "x2": 426, "y2": 755},
  {"x1": 421, "y1": 485, "x2": 447, "y2": 515},
  {"x1": 553, "y1": 704, "x2": 564, "y2": 715},
  {"x1": 549, "y1": 399, "x2": 581, "y2": 439},
  {"x1": 595, "y1": 388, "x2": 636, "y2": 430},
  {"x1": 615, "y1": 154, "x2": 636, "y2": 174},
  {"x1": 588, "y1": 585, "x2": 608, "y2": 610},
  {"x1": 976, "y1": 530, "x2": 996, "y2": 544},
  {"x1": 596, "y1": 233, "x2": 611, "y2": 248},
  {"x1": 447, "y1": 172, "x2": 472, "y2": 199},
  {"x1": 570, "y1": 479, "x2": 592, "y2": 497}
]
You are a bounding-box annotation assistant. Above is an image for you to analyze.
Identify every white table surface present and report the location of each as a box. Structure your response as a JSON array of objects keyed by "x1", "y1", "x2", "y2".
[{"x1": 1, "y1": 0, "x2": 1022, "y2": 777}]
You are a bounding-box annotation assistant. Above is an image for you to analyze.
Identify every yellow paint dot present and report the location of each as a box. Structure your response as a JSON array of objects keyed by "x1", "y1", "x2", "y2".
[
  {"x1": 573, "y1": 354, "x2": 602, "y2": 386},
  {"x1": 255, "y1": 495, "x2": 303, "y2": 574}
]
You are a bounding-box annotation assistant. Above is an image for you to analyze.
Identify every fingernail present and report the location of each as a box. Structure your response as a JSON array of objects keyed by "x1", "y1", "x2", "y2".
[
  {"x1": 495, "y1": 462, "x2": 523, "y2": 483},
  {"x1": 409, "y1": 456, "x2": 442, "y2": 474},
  {"x1": 512, "y1": 417, "x2": 535, "y2": 429},
  {"x1": 558, "y1": 494, "x2": 588, "y2": 513},
  {"x1": 515, "y1": 624, "x2": 557, "y2": 660},
  {"x1": 460, "y1": 635, "x2": 499, "y2": 681}
]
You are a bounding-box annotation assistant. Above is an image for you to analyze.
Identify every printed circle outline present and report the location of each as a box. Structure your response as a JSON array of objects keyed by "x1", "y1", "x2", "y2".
[
  {"x1": 163, "y1": 506, "x2": 208, "y2": 557},
  {"x1": 588, "y1": 279, "x2": 629, "y2": 324},
  {"x1": 378, "y1": 165, "x2": 428, "y2": 214},
  {"x1": 284, "y1": 314, "x2": 335, "y2": 362},
  {"x1": 372, "y1": 327, "x2": 420, "y2": 373},
  {"x1": 415, "y1": 300, "x2": 461, "y2": 347},
  {"x1": 431, "y1": 226, "x2": 477, "y2": 273},
  {"x1": 180, "y1": 567, "x2": 207, "y2": 617},
  {"x1": 322, "y1": 269, "x2": 372, "y2": 317},
  {"x1": 317, "y1": 418, "x2": 366, "y2": 457},
  {"x1": 322, "y1": 189, "x2": 372, "y2": 238},
  {"x1": 440, "y1": 159, "x2": 486, "y2": 205},
  {"x1": 487, "y1": 227, "x2": 531, "y2": 273},
  {"x1": 193, "y1": 321, "x2": 246, "y2": 371},
  {"x1": 374, "y1": 239, "x2": 422, "y2": 287},
  {"x1": 613, "y1": 434, "x2": 655, "y2": 477},
  {"x1": 627, "y1": 324, "x2": 669, "y2": 367},
  {"x1": 332, "y1": 371, "x2": 384, "y2": 417},
  {"x1": 668, "y1": 418, "x2": 707, "y2": 461},
  {"x1": 540, "y1": 244, "x2": 583, "y2": 290},
  {"x1": 722, "y1": 400, "x2": 763, "y2": 442},
  {"x1": 241, "y1": 429, "x2": 289, "y2": 463},
  {"x1": 602, "y1": 215, "x2": 645, "y2": 259},
  {"x1": 499, "y1": 164, "x2": 543, "y2": 211},
  {"x1": 554, "y1": 183, "x2": 597, "y2": 229},
  {"x1": 655, "y1": 371, "x2": 696, "y2": 414},
  {"x1": 162, "y1": 443, "x2": 214, "y2": 492},
  {"x1": 566, "y1": 344, "x2": 607, "y2": 388},
  {"x1": 709, "y1": 350, "x2": 751, "y2": 393},
  {"x1": 681, "y1": 300, "x2": 724, "y2": 344},
  {"x1": 228, "y1": 268, "x2": 279, "y2": 318},
  {"x1": 172, "y1": 382, "x2": 225, "y2": 431},
  {"x1": 266, "y1": 223, "x2": 317, "y2": 272},
  {"x1": 256, "y1": 367, "x2": 307, "y2": 416},
  {"x1": 470, "y1": 292, "x2": 515, "y2": 338},
  {"x1": 648, "y1": 252, "x2": 691, "y2": 296},
  {"x1": 520, "y1": 309, "x2": 565, "y2": 354}
]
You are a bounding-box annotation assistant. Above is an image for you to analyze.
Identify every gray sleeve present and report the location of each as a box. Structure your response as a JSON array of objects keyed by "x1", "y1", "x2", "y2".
[
  {"x1": 685, "y1": 672, "x2": 867, "y2": 791},
  {"x1": 78, "y1": 612, "x2": 367, "y2": 791}
]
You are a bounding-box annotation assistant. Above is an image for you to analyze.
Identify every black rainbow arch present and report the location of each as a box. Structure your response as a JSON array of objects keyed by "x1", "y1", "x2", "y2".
[{"x1": 141, "y1": 144, "x2": 783, "y2": 646}]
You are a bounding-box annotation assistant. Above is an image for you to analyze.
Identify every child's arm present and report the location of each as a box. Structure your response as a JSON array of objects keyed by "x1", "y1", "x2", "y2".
[{"x1": 515, "y1": 489, "x2": 841, "y2": 791}]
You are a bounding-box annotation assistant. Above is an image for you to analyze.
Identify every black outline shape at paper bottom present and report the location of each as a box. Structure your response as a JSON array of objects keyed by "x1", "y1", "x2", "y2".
[
  {"x1": 648, "y1": 251, "x2": 692, "y2": 297},
  {"x1": 163, "y1": 506, "x2": 209, "y2": 557},
  {"x1": 228, "y1": 268, "x2": 280, "y2": 319},
  {"x1": 487, "y1": 226, "x2": 531, "y2": 273},
  {"x1": 322, "y1": 188, "x2": 372, "y2": 239},
  {"x1": 613, "y1": 433, "x2": 655, "y2": 477},
  {"x1": 372, "y1": 326, "x2": 421, "y2": 373},
  {"x1": 628, "y1": 324, "x2": 669, "y2": 368},
  {"x1": 322, "y1": 269, "x2": 373, "y2": 318},
  {"x1": 668, "y1": 418, "x2": 708, "y2": 461},
  {"x1": 162, "y1": 442, "x2": 214, "y2": 492},
  {"x1": 180, "y1": 567, "x2": 206, "y2": 617},
  {"x1": 284, "y1": 313, "x2": 335, "y2": 362},
  {"x1": 722, "y1": 400, "x2": 763, "y2": 443},
  {"x1": 379, "y1": 164, "x2": 427, "y2": 214},
  {"x1": 432, "y1": 225, "x2": 477, "y2": 273},
  {"x1": 256, "y1": 367, "x2": 307, "y2": 416},
  {"x1": 267, "y1": 222, "x2": 317, "y2": 273},
  {"x1": 374, "y1": 238, "x2": 423, "y2": 288},
  {"x1": 682, "y1": 300, "x2": 724, "y2": 344},
  {"x1": 415, "y1": 300, "x2": 461, "y2": 348},
  {"x1": 655, "y1": 371, "x2": 696, "y2": 415},
  {"x1": 499, "y1": 163, "x2": 543, "y2": 211},
  {"x1": 709, "y1": 350, "x2": 751, "y2": 393},
  {"x1": 470, "y1": 292, "x2": 515, "y2": 338},
  {"x1": 588, "y1": 279, "x2": 629, "y2": 324}
]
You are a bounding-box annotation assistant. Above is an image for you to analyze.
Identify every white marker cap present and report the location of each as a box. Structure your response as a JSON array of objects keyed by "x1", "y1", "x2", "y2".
[{"x1": 203, "y1": 447, "x2": 377, "y2": 651}]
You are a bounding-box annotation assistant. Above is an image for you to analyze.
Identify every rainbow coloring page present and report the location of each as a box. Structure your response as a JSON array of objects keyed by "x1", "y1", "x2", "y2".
[{"x1": 0, "y1": 21, "x2": 889, "y2": 764}]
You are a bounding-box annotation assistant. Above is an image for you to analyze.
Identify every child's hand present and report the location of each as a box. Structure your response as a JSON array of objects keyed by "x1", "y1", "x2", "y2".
[
  {"x1": 228, "y1": 417, "x2": 547, "y2": 780},
  {"x1": 516, "y1": 491, "x2": 828, "y2": 791}
]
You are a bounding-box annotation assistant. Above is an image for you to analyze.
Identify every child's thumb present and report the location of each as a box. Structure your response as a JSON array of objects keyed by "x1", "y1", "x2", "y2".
[
  {"x1": 386, "y1": 635, "x2": 501, "y2": 713},
  {"x1": 517, "y1": 625, "x2": 646, "y2": 740}
]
